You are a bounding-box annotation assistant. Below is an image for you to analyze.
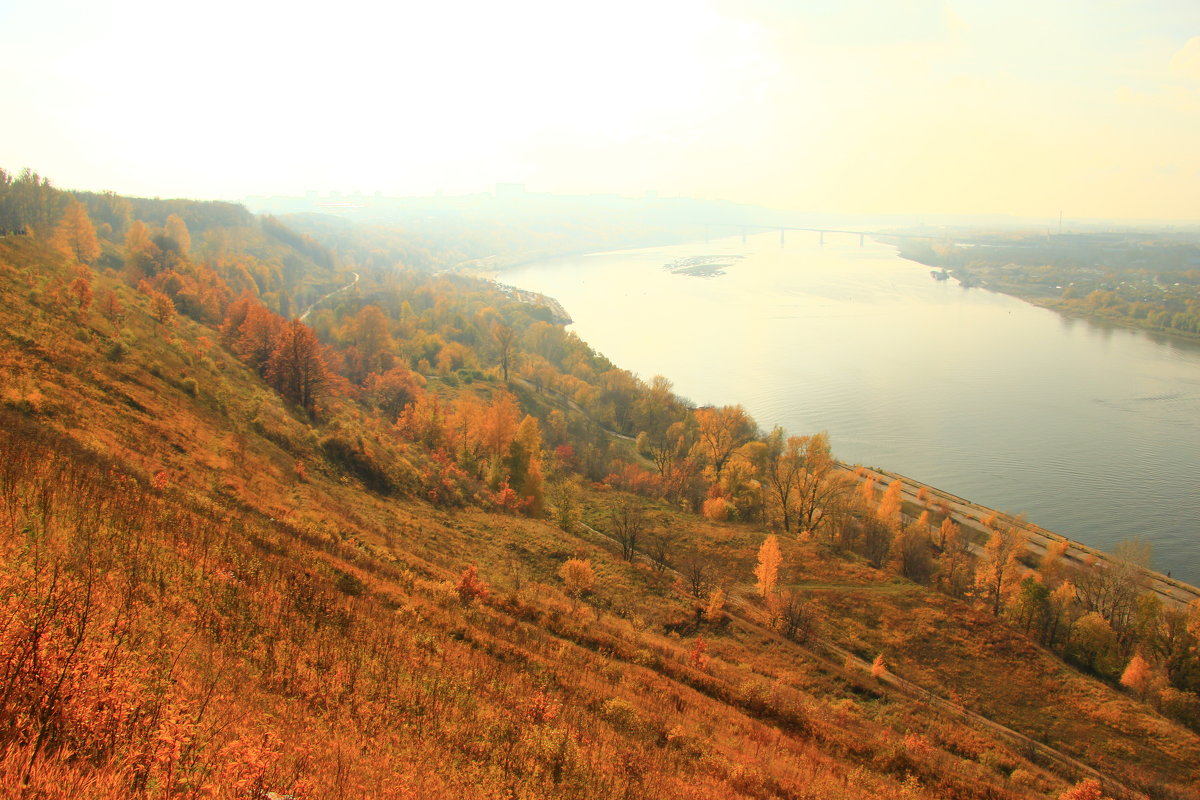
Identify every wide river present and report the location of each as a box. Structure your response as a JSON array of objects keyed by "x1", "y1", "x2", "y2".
[{"x1": 500, "y1": 233, "x2": 1200, "y2": 586}]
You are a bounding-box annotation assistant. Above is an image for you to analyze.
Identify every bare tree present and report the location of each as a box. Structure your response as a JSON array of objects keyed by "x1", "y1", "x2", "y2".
[
  {"x1": 646, "y1": 531, "x2": 674, "y2": 575},
  {"x1": 611, "y1": 501, "x2": 645, "y2": 562},
  {"x1": 492, "y1": 322, "x2": 516, "y2": 382},
  {"x1": 775, "y1": 590, "x2": 818, "y2": 642},
  {"x1": 680, "y1": 551, "x2": 710, "y2": 599}
]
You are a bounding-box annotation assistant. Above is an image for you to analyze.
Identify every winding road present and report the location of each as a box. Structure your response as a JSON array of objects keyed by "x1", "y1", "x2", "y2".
[{"x1": 299, "y1": 271, "x2": 360, "y2": 322}]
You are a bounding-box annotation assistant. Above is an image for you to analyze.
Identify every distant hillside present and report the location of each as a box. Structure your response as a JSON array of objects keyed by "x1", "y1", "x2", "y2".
[{"x1": 1, "y1": 173, "x2": 1199, "y2": 799}]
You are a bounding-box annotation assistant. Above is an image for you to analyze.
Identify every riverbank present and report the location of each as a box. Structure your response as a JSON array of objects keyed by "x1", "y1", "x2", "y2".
[
  {"x1": 849, "y1": 463, "x2": 1200, "y2": 610},
  {"x1": 892, "y1": 249, "x2": 1200, "y2": 347}
]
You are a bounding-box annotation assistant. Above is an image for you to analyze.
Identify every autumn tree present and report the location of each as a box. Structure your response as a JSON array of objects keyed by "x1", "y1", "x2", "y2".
[
  {"x1": 1045, "y1": 581, "x2": 1079, "y2": 649},
  {"x1": 680, "y1": 551, "x2": 710, "y2": 598},
  {"x1": 775, "y1": 590, "x2": 817, "y2": 642},
  {"x1": 124, "y1": 220, "x2": 160, "y2": 283},
  {"x1": 98, "y1": 289, "x2": 125, "y2": 328},
  {"x1": 266, "y1": 319, "x2": 329, "y2": 415},
  {"x1": 793, "y1": 435, "x2": 850, "y2": 537},
  {"x1": 876, "y1": 479, "x2": 904, "y2": 530},
  {"x1": 1039, "y1": 539, "x2": 1070, "y2": 587},
  {"x1": 755, "y1": 534, "x2": 782, "y2": 599},
  {"x1": 147, "y1": 289, "x2": 176, "y2": 327},
  {"x1": 505, "y1": 415, "x2": 545, "y2": 516},
  {"x1": 69, "y1": 274, "x2": 93, "y2": 314},
  {"x1": 559, "y1": 557, "x2": 596, "y2": 612},
  {"x1": 937, "y1": 518, "x2": 972, "y2": 597},
  {"x1": 164, "y1": 213, "x2": 191, "y2": 256},
  {"x1": 897, "y1": 517, "x2": 935, "y2": 584},
  {"x1": 1067, "y1": 611, "x2": 1122, "y2": 678},
  {"x1": 1011, "y1": 576, "x2": 1050, "y2": 636},
  {"x1": 646, "y1": 531, "x2": 674, "y2": 575},
  {"x1": 231, "y1": 302, "x2": 286, "y2": 373},
  {"x1": 363, "y1": 366, "x2": 425, "y2": 419},
  {"x1": 53, "y1": 199, "x2": 100, "y2": 264},
  {"x1": 695, "y1": 404, "x2": 755, "y2": 479},
  {"x1": 871, "y1": 654, "x2": 888, "y2": 678},
  {"x1": 346, "y1": 304, "x2": 393, "y2": 381},
  {"x1": 861, "y1": 516, "x2": 893, "y2": 569},
  {"x1": 1119, "y1": 652, "x2": 1152, "y2": 700},
  {"x1": 455, "y1": 565, "x2": 489, "y2": 603},
  {"x1": 547, "y1": 476, "x2": 581, "y2": 531},
  {"x1": 610, "y1": 501, "x2": 646, "y2": 561},
  {"x1": 1058, "y1": 779, "x2": 1109, "y2": 800},
  {"x1": 704, "y1": 587, "x2": 727, "y2": 623},
  {"x1": 974, "y1": 515, "x2": 1026, "y2": 616},
  {"x1": 492, "y1": 322, "x2": 516, "y2": 382},
  {"x1": 1073, "y1": 539, "x2": 1151, "y2": 646}
]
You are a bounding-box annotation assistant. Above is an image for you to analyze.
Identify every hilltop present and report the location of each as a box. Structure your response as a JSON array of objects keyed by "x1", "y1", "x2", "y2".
[{"x1": 1, "y1": 169, "x2": 1199, "y2": 800}]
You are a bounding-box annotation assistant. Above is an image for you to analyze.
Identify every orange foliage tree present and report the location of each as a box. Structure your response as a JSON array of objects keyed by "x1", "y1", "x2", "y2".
[
  {"x1": 1119, "y1": 652, "x2": 1152, "y2": 699},
  {"x1": 754, "y1": 535, "x2": 782, "y2": 599},
  {"x1": 53, "y1": 199, "x2": 101, "y2": 264},
  {"x1": 266, "y1": 319, "x2": 329, "y2": 415}
]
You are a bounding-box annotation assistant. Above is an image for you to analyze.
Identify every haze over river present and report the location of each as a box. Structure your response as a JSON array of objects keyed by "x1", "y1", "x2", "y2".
[{"x1": 501, "y1": 233, "x2": 1200, "y2": 586}]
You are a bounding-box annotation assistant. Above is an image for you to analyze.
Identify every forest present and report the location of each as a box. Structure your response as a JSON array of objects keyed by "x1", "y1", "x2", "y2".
[{"x1": 1, "y1": 168, "x2": 1199, "y2": 799}]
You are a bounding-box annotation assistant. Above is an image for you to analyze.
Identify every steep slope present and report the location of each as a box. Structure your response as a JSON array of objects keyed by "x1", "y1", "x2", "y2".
[{"x1": 1, "y1": 222, "x2": 1199, "y2": 800}]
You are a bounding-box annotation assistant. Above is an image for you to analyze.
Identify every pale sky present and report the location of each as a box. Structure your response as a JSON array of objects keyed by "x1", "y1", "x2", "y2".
[{"x1": 2, "y1": 0, "x2": 1198, "y2": 219}]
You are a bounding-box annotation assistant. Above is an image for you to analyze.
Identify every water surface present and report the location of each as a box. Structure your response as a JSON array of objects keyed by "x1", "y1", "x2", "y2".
[{"x1": 502, "y1": 233, "x2": 1200, "y2": 585}]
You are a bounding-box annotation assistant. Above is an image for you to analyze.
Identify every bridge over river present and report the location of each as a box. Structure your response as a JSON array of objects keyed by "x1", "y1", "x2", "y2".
[{"x1": 702, "y1": 222, "x2": 945, "y2": 247}]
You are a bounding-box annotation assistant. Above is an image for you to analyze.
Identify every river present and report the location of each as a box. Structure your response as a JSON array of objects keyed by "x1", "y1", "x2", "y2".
[{"x1": 500, "y1": 233, "x2": 1200, "y2": 586}]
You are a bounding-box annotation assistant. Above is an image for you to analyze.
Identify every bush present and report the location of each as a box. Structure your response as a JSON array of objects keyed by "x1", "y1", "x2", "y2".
[
  {"x1": 105, "y1": 340, "x2": 130, "y2": 362},
  {"x1": 1158, "y1": 688, "x2": 1200, "y2": 728},
  {"x1": 335, "y1": 570, "x2": 365, "y2": 596},
  {"x1": 320, "y1": 435, "x2": 394, "y2": 495}
]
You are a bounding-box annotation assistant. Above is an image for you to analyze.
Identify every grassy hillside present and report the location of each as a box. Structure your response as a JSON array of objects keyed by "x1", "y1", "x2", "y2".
[{"x1": 1, "y1": 204, "x2": 1199, "y2": 800}]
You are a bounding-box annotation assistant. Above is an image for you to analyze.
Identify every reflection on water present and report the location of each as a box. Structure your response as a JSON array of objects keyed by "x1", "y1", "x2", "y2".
[{"x1": 501, "y1": 233, "x2": 1200, "y2": 585}]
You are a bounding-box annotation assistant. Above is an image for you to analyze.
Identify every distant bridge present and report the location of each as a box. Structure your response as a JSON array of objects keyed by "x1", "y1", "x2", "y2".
[{"x1": 701, "y1": 222, "x2": 946, "y2": 247}]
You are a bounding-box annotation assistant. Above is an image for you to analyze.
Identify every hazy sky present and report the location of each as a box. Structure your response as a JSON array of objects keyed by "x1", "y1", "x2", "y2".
[{"x1": 2, "y1": 0, "x2": 1198, "y2": 219}]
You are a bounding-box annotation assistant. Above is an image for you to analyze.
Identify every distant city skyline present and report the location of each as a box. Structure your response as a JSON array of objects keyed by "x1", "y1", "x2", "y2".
[{"x1": 2, "y1": 0, "x2": 1198, "y2": 220}]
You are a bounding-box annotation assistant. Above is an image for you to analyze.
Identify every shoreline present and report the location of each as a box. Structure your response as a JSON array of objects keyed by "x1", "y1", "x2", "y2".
[
  {"x1": 892, "y1": 251, "x2": 1200, "y2": 348},
  {"x1": 849, "y1": 463, "x2": 1200, "y2": 610}
]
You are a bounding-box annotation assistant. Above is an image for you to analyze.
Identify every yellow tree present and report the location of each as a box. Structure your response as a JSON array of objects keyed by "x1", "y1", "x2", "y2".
[
  {"x1": 754, "y1": 534, "x2": 782, "y2": 599},
  {"x1": 347, "y1": 304, "x2": 393, "y2": 379},
  {"x1": 695, "y1": 404, "x2": 755, "y2": 479},
  {"x1": 124, "y1": 219, "x2": 159, "y2": 282},
  {"x1": 53, "y1": 199, "x2": 101, "y2": 264},
  {"x1": 506, "y1": 415, "x2": 545, "y2": 516},
  {"x1": 559, "y1": 558, "x2": 596, "y2": 613},
  {"x1": 974, "y1": 516, "x2": 1026, "y2": 616},
  {"x1": 876, "y1": 479, "x2": 904, "y2": 529},
  {"x1": 1039, "y1": 539, "x2": 1070, "y2": 587},
  {"x1": 164, "y1": 213, "x2": 191, "y2": 256}
]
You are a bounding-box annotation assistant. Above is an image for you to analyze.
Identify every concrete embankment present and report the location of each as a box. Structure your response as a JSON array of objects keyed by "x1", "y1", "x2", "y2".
[{"x1": 844, "y1": 463, "x2": 1200, "y2": 610}]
